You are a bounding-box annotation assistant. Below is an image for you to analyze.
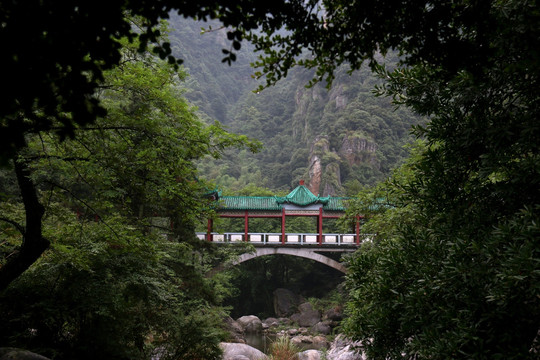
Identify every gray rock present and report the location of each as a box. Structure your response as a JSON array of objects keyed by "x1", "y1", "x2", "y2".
[
  {"x1": 220, "y1": 342, "x2": 268, "y2": 360},
  {"x1": 278, "y1": 317, "x2": 291, "y2": 324},
  {"x1": 225, "y1": 317, "x2": 246, "y2": 342},
  {"x1": 291, "y1": 335, "x2": 313, "y2": 345},
  {"x1": 291, "y1": 335, "x2": 328, "y2": 350},
  {"x1": 0, "y1": 348, "x2": 50, "y2": 360},
  {"x1": 312, "y1": 321, "x2": 332, "y2": 335},
  {"x1": 263, "y1": 317, "x2": 280, "y2": 328},
  {"x1": 326, "y1": 335, "x2": 365, "y2": 360},
  {"x1": 311, "y1": 335, "x2": 329, "y2": 350},
  {"x1": 288, "y1": 328, "x2": 299, "y2": 336},
  {"x1": 297, "y1": 349, "x2": 322, "y2": 360},
  {"x1": 237, "y1": 315, "x2": 263, "y2": 333},
  {"x1": 273, "y1": 288, "x2": 303, "y2": 317},
  {"x1": 291, "y1": 302, "x2": 321, "y2": 327},
  {"x1": 323, "y1": 308, "x2": 344, "y2": 322}
]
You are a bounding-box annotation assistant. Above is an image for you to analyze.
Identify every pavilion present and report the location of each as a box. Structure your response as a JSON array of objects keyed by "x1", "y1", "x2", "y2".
[{"x1": 204, "y1": 180, "x2": 362, "y2": 245}]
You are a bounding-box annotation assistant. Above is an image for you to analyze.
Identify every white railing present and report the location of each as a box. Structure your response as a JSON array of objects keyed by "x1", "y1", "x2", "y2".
[{"x1": 195, "y1": 232, "x2": 374, "y2": 245}]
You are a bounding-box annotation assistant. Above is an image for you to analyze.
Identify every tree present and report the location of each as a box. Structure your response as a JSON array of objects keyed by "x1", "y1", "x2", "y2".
[
  {"x1": 336, "y1": 1, "x2": 540, "y2": 357},
  {"x1": 0, "y1": 215, "x2": 231, "y2": 359},
  {"x1": 3, "y1": 1, "x2": 539, "y2": 356},
  {"x1": 0, "y1": 20, "x2": 260, "y2": 290},
  {"x1": 0, "y1": 0, "x2": 319, "y2": 162},
  {"x1": 0, "y1": 25, "x2": 256, "y2": 358},
  {"x1": 0, "y1": 13, "x2": 255, "y2": 303}
]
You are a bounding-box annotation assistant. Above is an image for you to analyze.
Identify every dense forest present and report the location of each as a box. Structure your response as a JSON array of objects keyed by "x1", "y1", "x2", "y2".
[
  {"x1": 1, "y1": 1, "x2": 538, "y2": 359},
  {"x1": 164, "y1": 16, "x2": 426, "y2": 318},
  {"x1": 168, "y1": 15, "x2": 423, "y2": 195}
]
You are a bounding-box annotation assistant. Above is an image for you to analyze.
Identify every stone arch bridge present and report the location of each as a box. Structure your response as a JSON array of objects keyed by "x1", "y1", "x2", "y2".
[
  {"x1": 233, "y1": 246, "x2": 357, "y2": 273},
  {"x1": 200, "y1": 181, "x2": 374, "y2": 273},
  {"x1": 197, "y1": 232, "x2": 372, "y2": 273}
]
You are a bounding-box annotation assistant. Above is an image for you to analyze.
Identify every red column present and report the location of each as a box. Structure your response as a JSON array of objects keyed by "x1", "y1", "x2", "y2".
[
  {"x1": 355, "y1": 215, "x2": 360, "y2": 245},
  {"x1": 281, "y1": 208, "x2": 286, "y2": 244},
  {"x1": 207, "y1": 218, "x2": 213, "y2": 242},
  {"x1": 318, "y1": 207, "x2": 323, "y2": 245},
  {"x1": 244, "y1": 210, "x2": 249, "y2": 242},
  {"x1": 316, "y1": 215, "x2": 319, "y2": 241}
]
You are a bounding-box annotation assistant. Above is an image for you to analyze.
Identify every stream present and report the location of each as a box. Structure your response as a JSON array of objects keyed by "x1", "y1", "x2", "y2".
[
  {"x1": 244, "y1": 333, "x2": 276, "y2": 354},
  {"x1": 245, "y1": 332, "x2": 320, "y2": 354}
]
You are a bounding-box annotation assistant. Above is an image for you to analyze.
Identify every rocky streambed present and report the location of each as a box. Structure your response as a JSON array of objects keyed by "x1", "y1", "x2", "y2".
[{"x1": 220, "y1": 288, "x2": 365, "y2": 360}]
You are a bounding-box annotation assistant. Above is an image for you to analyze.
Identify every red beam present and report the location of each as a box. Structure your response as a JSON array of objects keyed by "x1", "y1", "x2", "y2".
[
  {"x1": 218, "y1": 214, "x2": 282, "y2": 218},
  {"x1": 217, "y1": 213, "x2": 345, "y2": 218}
]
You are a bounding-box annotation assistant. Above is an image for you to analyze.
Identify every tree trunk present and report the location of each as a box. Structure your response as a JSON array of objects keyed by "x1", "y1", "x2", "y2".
[{"x1": 0, "y1": 156, "x2": 49, "y2": 291}]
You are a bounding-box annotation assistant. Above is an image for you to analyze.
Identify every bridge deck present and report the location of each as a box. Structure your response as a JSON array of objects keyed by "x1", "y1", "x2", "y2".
[{"x1": 196, "y1": 232, "x2": 373, "y2": 247}]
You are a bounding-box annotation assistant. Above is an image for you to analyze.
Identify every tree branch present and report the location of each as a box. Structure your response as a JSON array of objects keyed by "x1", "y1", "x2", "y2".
[
  {"x1": 0, "y1": 156, "x2": 50, "y2": 291},
  {"x1": 0, "y1": 216, "x2": 25, "y2": 235}
]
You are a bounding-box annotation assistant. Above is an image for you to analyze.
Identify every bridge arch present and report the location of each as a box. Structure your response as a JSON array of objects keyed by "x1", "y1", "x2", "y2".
[{"x1": 233, "y1": 248, "x2": 348, "y2": 273}]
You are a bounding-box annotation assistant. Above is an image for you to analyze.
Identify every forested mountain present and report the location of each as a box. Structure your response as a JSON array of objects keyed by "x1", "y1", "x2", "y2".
[{"x1": 168, "y1": 16, "x2": 423, "y2": 195}]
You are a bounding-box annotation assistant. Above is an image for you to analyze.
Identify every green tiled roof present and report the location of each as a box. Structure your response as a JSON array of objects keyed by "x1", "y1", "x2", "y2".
[
  {"x1": 220, "y1": 196, "x2": 282, "y2": 211},
  {"x1": 218, "y1": 183, "x2": 352, "y2": 212},
  {"x1": 275, "y1": 184, "x2": 330, "y2": 206},
  {"x1": 323, "y1": 197, "x2": 350, "y2": 211}
]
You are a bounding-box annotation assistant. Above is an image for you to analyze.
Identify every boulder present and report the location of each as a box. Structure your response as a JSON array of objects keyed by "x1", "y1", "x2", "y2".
[
  {"x1": 297, "y1": 349, "x2": 322, "y2": 360},
  {"x1": 311, "y1": 321, "x2": 331, "y2": 335},
  {"x1": 325, "y1": 335, "x2": 365, "y2": 360},
  {"x1": 323, "y1": 308, "x2": 344, "y2": 322},
  {"x1": 220, "y1": 343, "x2": 268, "y2": 360},
  {"x1": 278, "y1": 317, "x2": 291, "y2": 325},
  {"x1": 0, "y1": 348, "x2": 50, "y2": 360},
  {"x1": 288, "y1": 328, "x2": 300, "y2": 336},
  {"x1": 225, "y1": 317, "x2": 246, "y2": 343},
  {"x1": 291, "y1": 303, "x2": 321, "y2": 327},
  {"x1": 291, "y1": 335, "x2": 328, "y2": 350},
  {"x1": 311, "y1": 335, "x2": 329, "y2": 350},
  {"x1": 273, "y1": 288, "x2": 303, "y2": 317},
  {"x1": 263, "y1": 317, "x2": 280, "y2": 328},
  {"x1": 237, "y1": 315, "x2": 263, "y2": 333}
]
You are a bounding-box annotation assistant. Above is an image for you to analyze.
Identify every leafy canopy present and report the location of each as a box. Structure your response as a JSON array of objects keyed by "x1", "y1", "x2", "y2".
[
  {"x1": 3, "y1": 0, "x2": 521, "y2": 161},
  {"x1": 0, "y1": 26, "x2": 255, "y2": 358},
  {"x1": 340, "y1": 1, "x2": 539, "y2": 358},
  {"x1": 0, "y1": 0, "x2": 315, "y2": 162}
]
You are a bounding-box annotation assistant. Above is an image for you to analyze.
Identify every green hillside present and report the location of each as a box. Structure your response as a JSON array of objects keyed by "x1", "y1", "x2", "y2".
[{"x1": 169, "y1": 15, "x2": 423, "y2": 195}]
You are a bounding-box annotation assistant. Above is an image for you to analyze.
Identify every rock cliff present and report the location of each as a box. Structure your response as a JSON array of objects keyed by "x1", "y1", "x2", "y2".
[{"x1": 307, "y1": 132, "x2": 378, "y2": 196}]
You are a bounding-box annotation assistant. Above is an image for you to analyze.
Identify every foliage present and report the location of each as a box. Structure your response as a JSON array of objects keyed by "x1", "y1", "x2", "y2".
[
  {"x1": 268, "y1": 336, "x2": 300, "y2": 360},
  {"x1": 3, "y1": 2, "x2": 538, "y2": 358},
  {"x1": 0, "y1": 211, "x2": 226, "y2": 359},
  {"x1": 2, "y1": 0, "x2": 314, "y2": 162},
  {"x1": 193, "y1": 53, "x2": 421, "y2": 193},
  {"x1": 341, "y1": 1, "x2": 540, "y2": 358},
  {"x1": 307, "y1": 286, "x2": 347, "y2": 315},
  {"x1": 0, "y1": 28, "x2": 256, "y2": 358}
]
